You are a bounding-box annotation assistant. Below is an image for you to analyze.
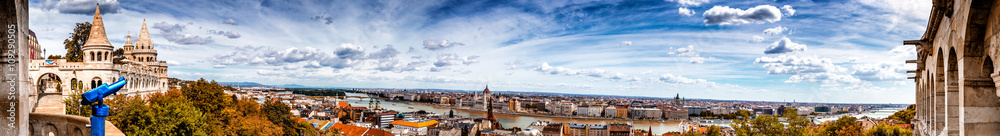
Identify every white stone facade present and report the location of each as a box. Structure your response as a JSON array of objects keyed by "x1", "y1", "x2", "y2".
[{"x1": 28, "y1": 6, "x2": 167, "y2": 98}]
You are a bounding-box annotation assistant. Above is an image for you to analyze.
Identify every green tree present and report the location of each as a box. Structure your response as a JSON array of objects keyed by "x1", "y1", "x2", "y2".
[
  {"x1": 46, "y1": 55, "x2": 62, "y2": 59},
  {"x1": 112, "y1": 48, "x2": 124, "y2": 64},
  {"x1": 783, "y1": 108, "x2": 810, "y2": 136},
  {"x1": 63, "y1": 87, "x2": 90, "y2": 116},
  {"x1": 181, "y1": 78, "x2": 232, "y2": 114},
  {"x1": 149, "y1": 90, "x2": 209, "y2": 135},
  {"x1": 63, "y1": 22, "x2": 90, "y2": 62},
  {"x1": 227, "y1": 115, "x2": 284, "y2": 136},
  {"x1": 263, "y1": 99, "x2": 315, "y2": 136},
  {"x1": 817, "y1": 116, "x2": 863, "y2": 136},
  {"x1": 106, "y1": 94, "x2": 152, "y2": 135},
  {"x1": 731, "y1": 111, "x2": 807, "y2": 136},
  {"x1": 887, "y1": 105, "x2": 915, "y2": 124},
  {"x1": 863, "y1": 123, "x2": 913, "y2": 136}
]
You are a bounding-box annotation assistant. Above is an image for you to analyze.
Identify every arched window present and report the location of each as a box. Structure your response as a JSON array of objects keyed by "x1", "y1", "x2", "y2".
[{"x1": 90, "y1": 52, "x2": 95, "y2": 61}]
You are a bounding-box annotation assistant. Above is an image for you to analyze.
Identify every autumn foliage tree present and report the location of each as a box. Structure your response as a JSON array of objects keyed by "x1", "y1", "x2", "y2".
[
  {"x1": 887, "y1": 105, "x2": 915, "y2": 124},
  {"x1": 93, "y1": 78, "x2": 316, "y2": 136},
  {"x1": 816, "y1": 116, "x2": 864, "y2": 136},
  {"x1": 62, "y1": 22, "x2": 90, "y2": 62}
]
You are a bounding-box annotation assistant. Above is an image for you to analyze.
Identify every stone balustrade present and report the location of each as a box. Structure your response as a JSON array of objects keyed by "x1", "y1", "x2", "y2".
[{"x1": 28, "y1": 113, "x2": 124, "y2": 136}]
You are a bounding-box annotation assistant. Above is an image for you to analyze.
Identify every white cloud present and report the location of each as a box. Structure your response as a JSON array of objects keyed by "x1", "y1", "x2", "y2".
[
  {"x1": 334, "y1": 43, "x2": 366, "y2": 60},
  {"x1": 658, "y1": 74, "x2": 713, "y2": 85},
  {"x1": 781, "y1": 5, "x2": 795, "y2": 16},
  {"x1": 432, "y1": 54, "x2": 480, "y2": 68},
  {"x1": 534, "y1": 62, "x2": 626, "y2": 80},
  {"x1": 42, "y1": 0, "x2": 120, "y2": 14},
  {"x1": 222, "y1": 18, "x2": 238, "y2": 25},
  {"x1": 857, "y1": 0, "x2": 932, "y2": 33},
  {"x1": 208, "y1": 30, "x2": 241, "y2": 39},
  {"x1": 166, "y1": 60, "x2": 184, "y2": 66},
  {"x1": 851, "y1": 62, "x2": 908, "y2": 81},
  {"x1": 667, "y1": 0, "x2": 710, "y2": 7},
  {"x1": 678, "y1": 7, "x2": 696, "y2": 17},
  {"x1": 689, "y1": 56, "x2": 706, "y2": 64},
  {"x1": 786, "y1": 73, "x2": 861, "y2": 84},
  {"x1": 668, "y1": 45, "x2": 707, "y2": 64},
  {"x1": 423, "y1": 40, "x2": 465, "y2": 50},
  {"x1": 367, "y1": 45, "x2": 400, "y2": 60},
  {"x1": 703, "y1": 5, "x2": 782, "y2": 25},
  {"x1": 889, "y1": 45, "x2": 916, "y2": 59},
  {"x1": 764, "y1": 37, "x2": 807, "y2": 54},
  {"x1": 618, "y1": 41, "x2": 632, "y2": 47},
  {"x1": 750, "y1": 35, "x2": 765, "y2": 43},
  {"x1": 534, "y1": 62, "x2": 576, "y2": 75},
  {"x1": 152, "y1": 22, "x2": 213, "y2": 45},
  {"x1": 763, "y1": 26, "x2": 787, "y2": 36},
  {"x1": 669, "y1": 45, "x2": 698, "y2": 57},
  {"x1": 754, "y1": 55, "x2": 846, "y2": 74},
  {"x1": 205, "y1": 45, "x2": 372, "y2": 70}
]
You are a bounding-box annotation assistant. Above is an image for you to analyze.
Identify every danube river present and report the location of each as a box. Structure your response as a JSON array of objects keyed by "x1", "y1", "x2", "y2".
[
  {"x1": 343, "y1": 93, "x2": 905, "y2": 132},
  {"x1": 344, "y1": 93, "x2": 683, "y2": 132}
]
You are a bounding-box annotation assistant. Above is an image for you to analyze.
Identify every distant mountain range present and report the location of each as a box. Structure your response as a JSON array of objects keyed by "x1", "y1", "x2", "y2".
[{"x1": 216, "y1": 82, "x2": 313, "y2": 88}]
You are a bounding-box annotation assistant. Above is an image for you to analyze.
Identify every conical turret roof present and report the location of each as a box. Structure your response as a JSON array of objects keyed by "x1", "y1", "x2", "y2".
[
  {"x1": 124, "y1": 32, "x2": 133, "y2": 46},
  {"x1": 136, "y1": 19, "x2": 153, "y2": 49},
  {"x1": 83, "y1": 3, "x2": 112, "y2": 47}
]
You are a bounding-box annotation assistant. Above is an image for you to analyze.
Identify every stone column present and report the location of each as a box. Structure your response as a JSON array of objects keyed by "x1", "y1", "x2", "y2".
[{"x1": 936, "y1": 73, "x2": 946, "y2": 134}]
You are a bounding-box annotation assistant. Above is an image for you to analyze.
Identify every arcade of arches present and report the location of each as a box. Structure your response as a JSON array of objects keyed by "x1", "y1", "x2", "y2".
[
  {"x1": 909, "y1": 0, "x2": 1000, "y2": 135},
  {"x1": 27, "y1": 5, "x2": 168, "y2": 99}
]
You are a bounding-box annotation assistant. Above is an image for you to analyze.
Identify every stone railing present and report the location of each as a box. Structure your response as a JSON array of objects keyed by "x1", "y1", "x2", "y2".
[{"x1": 28, "y1": 113, "x2": 124, "y2": 136}]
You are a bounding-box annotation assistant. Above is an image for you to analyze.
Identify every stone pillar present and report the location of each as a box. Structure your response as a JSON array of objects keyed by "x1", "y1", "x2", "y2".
[
  {"x1": 0, "y1": 0, "x2": 32, "y2": 135},
  {"x1": 936, "y1": 73, "x2": 946, "y2": 134}
]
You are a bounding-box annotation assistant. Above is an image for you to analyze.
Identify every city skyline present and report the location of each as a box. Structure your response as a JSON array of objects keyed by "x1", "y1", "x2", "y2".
[{"x1": 27, "y1": 0, "x2": 928, "y2": 104}]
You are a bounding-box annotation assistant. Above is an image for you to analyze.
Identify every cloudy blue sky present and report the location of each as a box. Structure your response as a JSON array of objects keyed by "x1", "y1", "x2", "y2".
[{"x1": 28, "y1": 0, "x2": 928, "y2": 103}]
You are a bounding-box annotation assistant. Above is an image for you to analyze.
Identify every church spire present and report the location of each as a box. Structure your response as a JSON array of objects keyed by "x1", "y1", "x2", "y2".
[
  {"x1": 83, "y1": 3, "x2": 112, "y2": 47},
  {"x1": 124, "y1": 32, "x2": 132, "y2": 45},
  {"x1": 136, "y1": 18, "x2": 153, "y2": 49}
]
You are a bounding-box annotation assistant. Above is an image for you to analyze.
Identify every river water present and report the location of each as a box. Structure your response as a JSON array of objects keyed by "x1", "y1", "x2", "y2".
[
  {"x1": 343, "y1": 93, "x2": 904, "y2": 132},
  {"x1": 344, "y1": 93, "x2": 682, "y2": 132}
]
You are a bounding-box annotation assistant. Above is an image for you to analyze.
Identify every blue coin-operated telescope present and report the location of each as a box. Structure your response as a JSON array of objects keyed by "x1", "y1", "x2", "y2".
[{"x1": 80, "y1": 76, "x2": 126, "y2": 136}]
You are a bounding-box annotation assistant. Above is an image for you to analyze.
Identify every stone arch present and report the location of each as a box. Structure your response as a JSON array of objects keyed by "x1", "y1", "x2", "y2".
[
  {"x1": 942, "y1": 47, "x2": 960, "y2": 134},
  {"x1": 930, "y1": 48, "x2": 945, "y2": 132},
  {"x1": 36, "y1": 73, "x2": 62, "y2": 93},
  {"x1": 40, "y1": 123, "x2": 57, "y2": 136},
  {"x1": 71, "y1": 126, "x2": 83, "y2": 136},
  {"x1": 90, "y1": 77, "x2": 103, "y2": 88},
  {"x1": 959, "y1": 0, "x2": 1000, "y2": 134}
]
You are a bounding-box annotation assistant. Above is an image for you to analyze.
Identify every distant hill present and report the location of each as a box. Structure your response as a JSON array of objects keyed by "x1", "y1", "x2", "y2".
[
  {"x1": 215, "y1": 82, "x2": 313, "y2": 88},
  {"x1": 274, "y1": 84, "x2": 310, "y2": 88},
  {"x1": 217, "y1": 82, "x2": 268, "y2": 87}
]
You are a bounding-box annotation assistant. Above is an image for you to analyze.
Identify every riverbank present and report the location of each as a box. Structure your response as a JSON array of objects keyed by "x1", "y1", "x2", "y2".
[{"x1": 396, "y1": 100, "x2": 689, "y2": 123}]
